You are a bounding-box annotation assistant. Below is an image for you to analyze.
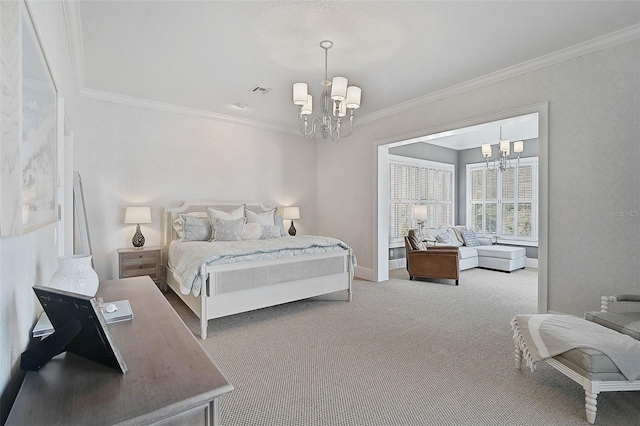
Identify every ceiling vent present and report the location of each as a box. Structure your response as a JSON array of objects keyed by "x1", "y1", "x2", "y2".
[{"x1": 250, "y1": 86, "x2": 272, "y2": 95}]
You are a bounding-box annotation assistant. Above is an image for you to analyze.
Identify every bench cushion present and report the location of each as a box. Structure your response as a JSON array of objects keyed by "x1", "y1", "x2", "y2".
[
  {"x1": 554, "y1": 348, "x2": 626, "y2": 381},
  {"x1": 475, "y1": 245, "x2": 526, "y2": 260},
  {"x1": 584, "y1": 311, "x2": 640, "y2": 341}
]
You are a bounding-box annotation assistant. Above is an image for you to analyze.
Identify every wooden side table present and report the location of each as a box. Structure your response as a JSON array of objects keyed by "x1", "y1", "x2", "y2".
[
  {"x1": 118, "y1": 246, "x2": 162, "y2": 286},
  {"x1": 6, "y1": 277, "x2": 233, "y2": 425}
]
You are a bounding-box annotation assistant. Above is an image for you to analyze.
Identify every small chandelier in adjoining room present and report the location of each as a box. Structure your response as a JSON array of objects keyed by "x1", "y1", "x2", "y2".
[
  {"x1": 481, "y1": 126, "x2": 524, "y2": 172},
  {"x1": 292, "y1": 40, "x2": 362, "y2": 142}
]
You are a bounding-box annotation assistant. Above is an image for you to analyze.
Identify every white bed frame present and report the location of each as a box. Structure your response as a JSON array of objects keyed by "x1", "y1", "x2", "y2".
[{"x1": 163, "y1": 201, "x2": 353, "y2": 339}]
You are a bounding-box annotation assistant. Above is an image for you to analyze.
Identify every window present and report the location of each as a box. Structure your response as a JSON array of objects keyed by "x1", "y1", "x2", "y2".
[
  {"x1": 467, "y1": 157, "x2": 538, "y2": 242},
  {"x1": 389, "y1": 156, "x2": 455, "y2": 245}
]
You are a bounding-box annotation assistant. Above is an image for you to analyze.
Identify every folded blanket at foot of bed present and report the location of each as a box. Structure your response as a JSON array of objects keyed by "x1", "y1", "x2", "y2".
[{"x1": 511, "y1": 314, "x2": 640, "y2": 381}]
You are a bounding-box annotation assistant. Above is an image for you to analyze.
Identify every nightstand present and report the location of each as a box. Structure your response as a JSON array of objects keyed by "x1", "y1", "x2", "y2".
[{"x1": 118, "y1": 247, "x2": 163, "y2": 286}]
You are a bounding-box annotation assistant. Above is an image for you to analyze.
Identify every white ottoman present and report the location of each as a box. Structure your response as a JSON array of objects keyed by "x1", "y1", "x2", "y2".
[{"x1": 475, "y1": 245, "x2": 526, "y2": 272}]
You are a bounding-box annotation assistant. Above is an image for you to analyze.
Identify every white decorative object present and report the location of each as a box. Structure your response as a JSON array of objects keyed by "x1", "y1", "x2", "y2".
[
  {"x1": 48, "y1": 255, "x2": 99, "y2": 296},
  {"x1": 292, "y1": 40, "x2": 362, "y2": 142},
  {"x1": 482, "y1": 126, "x2": 524, "y2": 172}
]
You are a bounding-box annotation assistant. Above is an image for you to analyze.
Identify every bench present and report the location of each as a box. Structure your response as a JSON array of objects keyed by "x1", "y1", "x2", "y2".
[{"x1": 514, "y1": 308, "x2": 640, "y2": 424}]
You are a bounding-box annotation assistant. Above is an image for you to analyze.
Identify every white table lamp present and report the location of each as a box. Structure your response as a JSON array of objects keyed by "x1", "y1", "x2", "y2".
[
  {"x1": 125, "y1": 207, "x2": 151, "y2": 248},
  {"x1": 283, "y1": 207, "x2": 300, "y2": 236}
]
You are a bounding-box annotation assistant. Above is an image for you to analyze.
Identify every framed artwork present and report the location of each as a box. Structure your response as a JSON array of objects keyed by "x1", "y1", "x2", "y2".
[{"x1": 1, "y1": 1, "x2": 59, "y2": 236}]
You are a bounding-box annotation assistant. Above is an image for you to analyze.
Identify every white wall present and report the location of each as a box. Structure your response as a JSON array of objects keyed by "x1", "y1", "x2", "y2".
[
  {"x1": 74, "y1": 98, "x2": 317, "y2": 281},
  {"x1": 317, "y1": 39, "x2": 640, "y2": 316},
  {"x1": 0, "y1": 0, "x2": 77, "y2": 421}
]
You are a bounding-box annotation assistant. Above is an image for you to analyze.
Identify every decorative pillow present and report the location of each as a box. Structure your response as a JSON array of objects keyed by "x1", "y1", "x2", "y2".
[
  {"x1": 435, "y1": 231, "x2": 457, "y2": 245},
  {"x1": 246, "y1": 208, "x2": 277, "y2": 226},
  {"x1": 446, "y1": 228, "x2": 464, "y2": 247},
  {"x1": 450, "y1": 226, "x2": 467, "y2": 244},
  {"x1": 182, "y1": 215, "x2": 213, "y2": 241},
  {"x1": 422, "y1": 228, "x2": 443, "y2": 242},
  {"x1": 208, "y1": 205, "x2": 245, "y2": 238},
  {"x1": 407, "y1": 230, "x2": 425, "y2": 251},
  {"x1": 461, "y1": 229, "x2": 480, "y2": 247},
  {"x1": 214, "y1": 217, "x2": 246, "y2": 241},
  {"x1": 275, "y1": 215, "x2": 287, "y2": 236},
  {"x1": 173, "y1": 212, "x2": 208, "y2": 239},
  {"x1": 260, "y1": 225, "x2": 282, "y2": 239},
  {"x1": 242, "y1": 223, "x2": 263, "y2": 240}
]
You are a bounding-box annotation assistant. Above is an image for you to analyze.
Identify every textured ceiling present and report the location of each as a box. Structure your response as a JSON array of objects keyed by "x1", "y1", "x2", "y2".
[{"x1": 77, "y1": 1, "x2": 640, "y2": 135}]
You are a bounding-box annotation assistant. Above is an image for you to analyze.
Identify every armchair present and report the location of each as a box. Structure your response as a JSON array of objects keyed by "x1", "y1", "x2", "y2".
[{"x1": 404, "y1": 229, "x2": 460, "y2": 285}]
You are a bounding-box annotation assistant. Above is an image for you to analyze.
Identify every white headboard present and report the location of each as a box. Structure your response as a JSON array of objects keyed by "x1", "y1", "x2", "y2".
[{"x1": 163, "y1": 201, "x2": 274, "y2": 246}]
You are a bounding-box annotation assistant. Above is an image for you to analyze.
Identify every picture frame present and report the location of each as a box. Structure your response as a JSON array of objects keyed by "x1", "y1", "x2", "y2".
[{"x1": 1, "y1": 1, "x2": 59, "y2": 236}]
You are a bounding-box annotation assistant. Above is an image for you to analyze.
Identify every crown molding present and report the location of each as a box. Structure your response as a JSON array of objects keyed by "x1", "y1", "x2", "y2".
[
  {"x1": 61, "y1": 0, "x2": 85, "y2": 94},
  {"x1": 357, "y1": 24, "x2": 640, "y2": 125},
  {"x1": 78, "y1": 88, "x2": 299, "y2": 134},
  {"x1": 63, "y1": 2, "x2": 638, "y2": 135}
]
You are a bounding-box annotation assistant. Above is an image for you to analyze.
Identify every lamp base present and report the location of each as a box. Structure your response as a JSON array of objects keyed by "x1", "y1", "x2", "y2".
[
  {"x1": 132, "y1": 224, "x2": 145, "y2": 248},
  {"x1": 288, "y1": 221, "x2": 297, "y2": 236}
]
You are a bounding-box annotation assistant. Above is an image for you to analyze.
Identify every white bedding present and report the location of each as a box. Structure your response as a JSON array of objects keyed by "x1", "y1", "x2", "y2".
[{"x1": 168, "y1": 235, "x2": 356, "y2": 296}]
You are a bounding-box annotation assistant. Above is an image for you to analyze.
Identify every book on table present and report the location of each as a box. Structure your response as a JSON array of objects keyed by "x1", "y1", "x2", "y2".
[{"x1": 33, "y1": 299, "x2": 133, "y2": 338}]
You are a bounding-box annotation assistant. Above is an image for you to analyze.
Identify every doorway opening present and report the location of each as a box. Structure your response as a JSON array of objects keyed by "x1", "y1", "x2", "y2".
[{"x1": 376, "y1": 103, "x2": 548, "y2": 313}]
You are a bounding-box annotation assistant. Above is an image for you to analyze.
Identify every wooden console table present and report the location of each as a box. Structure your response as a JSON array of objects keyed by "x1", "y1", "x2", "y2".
[{"x1": 7, "y1": 276, "x2": 233, "y2": 425}]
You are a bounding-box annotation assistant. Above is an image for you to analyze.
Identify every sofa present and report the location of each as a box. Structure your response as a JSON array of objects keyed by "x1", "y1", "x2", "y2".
[{"x1": 421, "y1": 226, "x2": 527, "y2": 272}]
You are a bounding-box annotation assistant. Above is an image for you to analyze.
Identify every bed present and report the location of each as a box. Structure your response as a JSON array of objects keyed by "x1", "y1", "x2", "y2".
[{"x1": 163, "y1": 201, "x2": 355, "y2": 339}]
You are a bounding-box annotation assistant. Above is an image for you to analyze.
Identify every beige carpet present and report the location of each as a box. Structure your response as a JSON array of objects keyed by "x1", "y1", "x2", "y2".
[{"x1": 165, "y1": 268, "x2": 640, "y2": 425}]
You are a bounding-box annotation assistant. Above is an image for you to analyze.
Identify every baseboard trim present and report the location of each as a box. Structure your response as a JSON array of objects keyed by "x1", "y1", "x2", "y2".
[
  {"x1": 526, "y1": 258, "x2": 538, "y2": 269},
  {"x1": 389, "y1": 258, "x2": 406, "y2": 270},
  {"x1": 354, "y1": 266, "x2": 374, "y2": 282}
]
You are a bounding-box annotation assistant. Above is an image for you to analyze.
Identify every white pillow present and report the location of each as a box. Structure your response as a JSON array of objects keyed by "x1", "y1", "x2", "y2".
[
  {"x1": 207, "y1": 205, "x2": 245, "y2": 239},
  {"x1": 245, "y1": 207, "x2": 276, "y2": 226},
  {"x1": 242, "y1": 223, "x2": 263, "y2": 240}
]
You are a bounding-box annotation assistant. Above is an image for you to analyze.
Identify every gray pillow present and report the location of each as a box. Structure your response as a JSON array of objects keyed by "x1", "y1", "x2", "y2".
[
  {"x1": 435, "y1": 231, "x2": 456, "y2": 245},
  {"x1": 260, "y1": 225, "x2": 282, "y2": 239},
  {"x1": 275, "y1": 215, "x2": 287, "y2": 236},
  {"x1": 461, "y1": 229, "x2": 480, "y2": 247},
  {"x1": 214, "y1": 217, "x2": 246, "y2": 241},
  {"x1": 182, "y1": 216, "x2": 212, "y2": 241}
]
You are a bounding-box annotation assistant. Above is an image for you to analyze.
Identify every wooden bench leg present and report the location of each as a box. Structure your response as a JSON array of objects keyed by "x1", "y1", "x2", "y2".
[{"x1": 585, "y1": 390, "x2": 599, "y2": 424}]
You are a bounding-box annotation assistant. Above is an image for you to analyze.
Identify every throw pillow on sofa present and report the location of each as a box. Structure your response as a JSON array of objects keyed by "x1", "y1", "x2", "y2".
[
  {"x1": 461, "y1": 229, "x2": 480, "y2": 247},
  {"x1": 445, "y1": 228, "x2": 464, "y2": 247},
  {"x1": 436, "y1": 231, "x2": 457, "y2": 245}
]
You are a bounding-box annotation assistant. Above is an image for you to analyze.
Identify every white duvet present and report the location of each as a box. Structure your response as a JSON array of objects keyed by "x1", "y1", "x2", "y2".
[{"x1": 168, "y1": 235, "x2": 356, "y2": 296}]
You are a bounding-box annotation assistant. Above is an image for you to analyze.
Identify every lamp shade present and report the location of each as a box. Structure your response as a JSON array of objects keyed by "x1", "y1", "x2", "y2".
[
  {"x1": 124, "y1": 207, "x2": 151, "y2": 224},
  {"x1": 513, "y1": 140, "x2": 524, "y2": 153},
  {"x1": 481, "y1": 144, "x2": 492, "y2": 158},
  {"x1": 413, "y1": 205, "x2": 428, "y2": 221},
  {"x1": 345, "y1": 86, "x2": 361, "y2": 109},
  {"x1": 337, "y1": 100, "x2": 346, "y2": 117},
  {"x1": 293, "y1": 82, "x2": 308, "y2": 105},
  {"x1": 499, "y1": 139, "x2": 510, "y2": 155},
  {"x1": 283, "y1": 206, "x2": 300, "y2": 220},
  {"x1": 300, "y1": 95, "x2": 313, "y2": 115},
  {"x1": 330, "y1": 76, "x2": 348, "y2": 101}
]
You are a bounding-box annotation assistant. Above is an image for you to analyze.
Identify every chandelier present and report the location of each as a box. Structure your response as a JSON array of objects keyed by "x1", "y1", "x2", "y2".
[
  {"x1": 292, "y1": 40, "x2": 362, "y2": 142},
  {"x1": 481, "y1": 126, "x2": 524, "y2": 172}
]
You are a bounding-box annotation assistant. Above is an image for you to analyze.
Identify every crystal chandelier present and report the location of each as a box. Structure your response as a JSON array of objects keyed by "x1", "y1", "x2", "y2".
[
  {"x1": 292, "y1": 40, "x2": 362, "y2": 142},
  {"x1": 481, "y1": 126, "x2": 524, "y2": 172}
]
